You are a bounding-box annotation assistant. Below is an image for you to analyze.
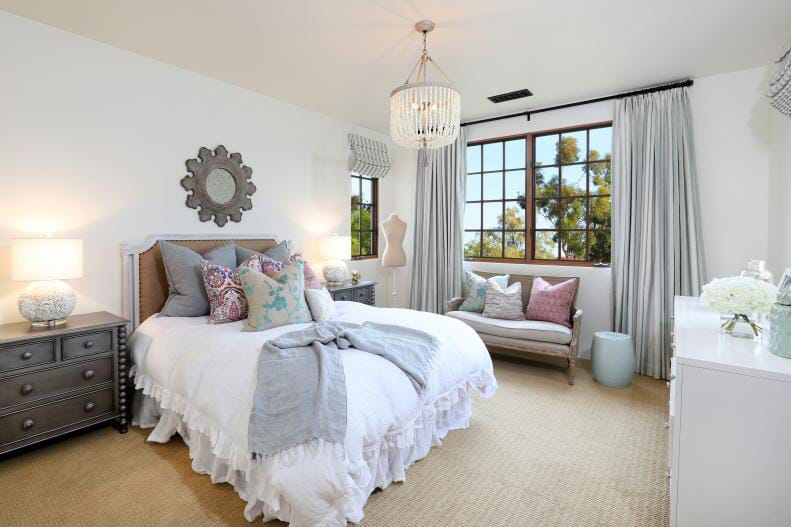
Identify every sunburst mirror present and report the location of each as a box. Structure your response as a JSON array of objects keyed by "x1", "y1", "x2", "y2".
[{"x1": 181, "y1": 145, "x2": 256, "y2": 227}]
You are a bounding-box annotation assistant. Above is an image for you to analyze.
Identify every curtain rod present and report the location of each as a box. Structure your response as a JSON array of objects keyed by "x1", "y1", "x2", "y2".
[{"x1": 460, "y1": 79, "x2": 694, "y2": 127}]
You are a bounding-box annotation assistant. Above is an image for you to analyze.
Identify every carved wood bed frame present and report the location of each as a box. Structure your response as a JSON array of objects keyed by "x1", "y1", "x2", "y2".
[{"x1": 121, "y1": 234, "x2": 286, "y2": 330}]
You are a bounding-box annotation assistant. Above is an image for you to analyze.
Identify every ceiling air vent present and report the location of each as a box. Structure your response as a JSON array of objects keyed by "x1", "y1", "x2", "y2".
[{"x1": 487, "y1": 88, "x2": 533, "y2": 104}]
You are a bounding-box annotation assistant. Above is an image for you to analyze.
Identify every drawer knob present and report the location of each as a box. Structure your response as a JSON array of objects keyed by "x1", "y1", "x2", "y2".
[
  {"x1": 22, "y1": 418, "x2": 35, "y2": 431},
  {"x1": 84, "y1": 341, "x2": 94, "y2": 349},
  {"x1": 664, "y1": 421, "x2": 670, "y2": 429},
  {"x1": 20, "y1": 383, "x2": 34, "y2": 396},
  {"x1": 21, "y1": 351, "x2": 32, "y2": 360},
  {"x1": 84, "y1": 402, "x2": 95, "y2": 413},
  {"x1": 83, "y1": 369, "x2": 95, "y2": 380}
]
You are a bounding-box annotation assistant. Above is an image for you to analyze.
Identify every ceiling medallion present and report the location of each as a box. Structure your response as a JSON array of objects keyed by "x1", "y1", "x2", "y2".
[{"x1": 390, "y1": 20, "x2": 461, "y2": 157}]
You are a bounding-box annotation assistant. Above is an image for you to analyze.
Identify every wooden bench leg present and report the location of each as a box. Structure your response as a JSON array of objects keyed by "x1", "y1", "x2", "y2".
[{"x1": 567, "y1": 358, "x2": 576, "y2": 386}]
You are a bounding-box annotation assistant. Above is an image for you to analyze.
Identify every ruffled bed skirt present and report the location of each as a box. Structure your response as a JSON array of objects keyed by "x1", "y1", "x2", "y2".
[{"x1": 133, "y1": 371, "x2": 496, "y2": 525}]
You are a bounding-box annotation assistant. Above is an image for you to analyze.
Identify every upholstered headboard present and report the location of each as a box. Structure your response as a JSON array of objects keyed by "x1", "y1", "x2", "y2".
[{"x1": 122, "y1": 234, "x2": 282, "y2": 329}]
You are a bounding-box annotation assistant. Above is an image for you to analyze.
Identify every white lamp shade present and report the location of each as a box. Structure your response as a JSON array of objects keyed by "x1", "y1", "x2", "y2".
[
  {"x1": 12, "y1": 238, "x2": 83, "y2": 281},
  {"x1": 319, "y1": 236, "x2": 352, "y2": 261}
]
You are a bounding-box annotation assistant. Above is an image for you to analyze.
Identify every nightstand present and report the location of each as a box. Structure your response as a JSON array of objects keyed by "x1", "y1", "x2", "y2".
[
  {"x1": 0, "y1": 312, "x2": 129, "y2": 455},
  {"x1": 326, "y1": 280, "x2": 376, "y2": 306}
]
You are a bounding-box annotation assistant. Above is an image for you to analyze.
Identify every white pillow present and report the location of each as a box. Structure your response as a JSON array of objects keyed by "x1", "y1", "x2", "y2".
[
  {"x1": 305, "y1": 288, "x2": 336, "y2": 322},
  {"x1": 482, "y1": 279, "x2": 525, "y2": 320}
]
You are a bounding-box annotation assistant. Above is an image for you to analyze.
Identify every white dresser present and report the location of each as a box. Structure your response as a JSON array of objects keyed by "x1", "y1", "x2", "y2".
[{"x1": 670, "y1": 296, "x2": 791, "y2": 527}]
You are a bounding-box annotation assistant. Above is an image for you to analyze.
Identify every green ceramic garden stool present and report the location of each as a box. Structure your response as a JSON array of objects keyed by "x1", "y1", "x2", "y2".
[{"x1": 592, "y1": 331, "x2": 635, "y2": 388}]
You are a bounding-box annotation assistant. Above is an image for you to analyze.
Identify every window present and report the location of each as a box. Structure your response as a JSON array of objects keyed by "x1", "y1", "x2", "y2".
[
  {"x1": 350, "y1": 173, "x2": 378, "y2": 258},
  {"x1": 464, "y1": 123, "x2": 612, "y2": 264}
]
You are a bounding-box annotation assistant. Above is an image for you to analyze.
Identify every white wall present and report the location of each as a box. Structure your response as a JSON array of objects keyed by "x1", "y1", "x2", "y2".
[
  {"x1": 768, "y1": 108, "x2": 791, "y2": 280},
  {"x1": 454, "y1": 66, "x2": 780, "y2": 357},
  {"x1": 0, "y1": 12, "x2": 413, "y2": 323},
  {"x1": 689, "y1": 66, "x2": 774, "y2": 280}
]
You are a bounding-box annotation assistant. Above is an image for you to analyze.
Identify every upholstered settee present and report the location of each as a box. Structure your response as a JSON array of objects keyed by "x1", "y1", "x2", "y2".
[{"x1": 446, "y1": 273, "x2": 582, "y2": 385}]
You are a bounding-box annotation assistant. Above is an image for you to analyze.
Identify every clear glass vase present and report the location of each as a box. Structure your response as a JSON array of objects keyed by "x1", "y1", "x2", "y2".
[
  {"x1": 740, "y1": 260, "x2": 773, "y2": 284},
  {"x1": 720, "y1": 313, "x2": 763, "y2": 339}
]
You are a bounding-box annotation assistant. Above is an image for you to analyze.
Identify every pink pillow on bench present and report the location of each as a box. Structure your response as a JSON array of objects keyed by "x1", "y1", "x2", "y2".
[{"x1": 525, "y1": 276, "x2": 577, "y2": 328}]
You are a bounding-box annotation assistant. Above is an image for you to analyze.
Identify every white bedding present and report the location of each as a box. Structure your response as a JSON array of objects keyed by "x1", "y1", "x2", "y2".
[{"x1": 130, "y1": 301, "x2": 496, "y2": 526}]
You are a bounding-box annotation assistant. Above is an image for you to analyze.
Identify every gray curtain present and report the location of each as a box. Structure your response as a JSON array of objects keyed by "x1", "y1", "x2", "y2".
[
  {"x1": 409, "y1": 128, "x2": 467, "y2": 313},
  {"x1": 612, "y1": 87, "x2": 706, "y2": 380}
]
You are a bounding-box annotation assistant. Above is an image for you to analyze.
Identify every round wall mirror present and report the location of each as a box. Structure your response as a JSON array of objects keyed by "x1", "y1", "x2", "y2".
[
  {"x1": 181, "y1": 145, "x2": 256, "y2": 227},
  {"x1": 205, "y1": 168, "x2": 237, "y2": 205}
]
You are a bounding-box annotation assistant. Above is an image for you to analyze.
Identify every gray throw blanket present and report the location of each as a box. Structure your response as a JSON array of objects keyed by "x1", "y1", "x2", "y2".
[{"x1": 248, "y1": 321, "x2": 439, "y2": 459}]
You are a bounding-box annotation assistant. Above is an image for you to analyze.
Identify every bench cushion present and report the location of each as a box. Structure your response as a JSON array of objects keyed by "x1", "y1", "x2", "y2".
[{"x1": 447, "y1": 310, "x2": 573, "y2": 345}]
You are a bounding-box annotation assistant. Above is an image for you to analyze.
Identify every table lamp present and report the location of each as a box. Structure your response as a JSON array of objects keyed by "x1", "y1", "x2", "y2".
[
  {"x1": 319, "y1": 234, "x2": 351, "y2": 285},
  {"x1": 11, "y1": 238, "x2": 83, "y2": 327}
]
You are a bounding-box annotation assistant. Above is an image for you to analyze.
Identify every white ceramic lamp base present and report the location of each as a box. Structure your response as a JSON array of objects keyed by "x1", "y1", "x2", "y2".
[
  {"x1": 322, "y1": 260, "x2": 348, "y2": 286},
  {"x1": 18, "y1": 280, "x2": 76, "y2": 327}
]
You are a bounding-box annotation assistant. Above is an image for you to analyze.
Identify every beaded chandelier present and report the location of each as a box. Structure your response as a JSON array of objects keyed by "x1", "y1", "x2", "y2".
[{"x1": 390, "y1": 21, "x2": 461, "y2": 154}]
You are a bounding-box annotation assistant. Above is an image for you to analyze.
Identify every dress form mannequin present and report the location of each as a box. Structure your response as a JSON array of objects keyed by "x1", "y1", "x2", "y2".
[
  {"x1": 381, "y1": 213, "x2": 407, "y2": 304},
  {"x1": 381, "y1": 213, "x2": 407, "y2": 267}
]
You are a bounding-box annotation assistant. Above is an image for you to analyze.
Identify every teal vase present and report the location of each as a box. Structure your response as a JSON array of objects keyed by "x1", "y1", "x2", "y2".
[{"x1": 768, "y1": 291, "x2": 791, "y2": 359}]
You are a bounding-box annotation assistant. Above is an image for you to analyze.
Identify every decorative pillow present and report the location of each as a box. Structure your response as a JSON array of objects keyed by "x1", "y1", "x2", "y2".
[
  {"x1": 459, "y1": 271, "x2": 509, "y2": 312},
  {"x1": 525, "y1": 276, "x2": 577, "y2": 328},
  {"x1": 483, "y1": 280, "x2": 525, "y2": 320},
  {"x1": 200, "y1": 260, "x2": 248, "y2": 324},
  {"x1": 304, "y1": 288, "x2": 336, "y2": 322},
  {"x1": 160, "y1": 241, "x2": 236, "y2": 317},
  {"x1": 246, "y1": 253, "x2": 322, "y2": 290},
  {"x1": 289, "y1": 253, "x2": 322, "y2": 289},
  {"x1": 241, "y1": 254, "x2": 285, "y2": 276},
  {"x1": 239, "y1": 260, "x2": 312, "y2": 331},
  {"x1": 235, "y1": 240, "x2": 290, "y2": 265}
]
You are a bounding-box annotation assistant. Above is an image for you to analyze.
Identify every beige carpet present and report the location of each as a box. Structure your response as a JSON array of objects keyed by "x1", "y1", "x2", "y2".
[{"x1": 0, "y1": 357, "x2": 669, "y2": 527}]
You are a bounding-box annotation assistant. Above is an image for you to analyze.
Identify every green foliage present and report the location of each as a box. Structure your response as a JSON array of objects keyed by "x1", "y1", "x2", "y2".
[
  {"x1": 559, "y1": 136, "x2": 582, "y2": 164},
  {"x1": 351, "y1": 194, "x2": 374, "y2": 257}
]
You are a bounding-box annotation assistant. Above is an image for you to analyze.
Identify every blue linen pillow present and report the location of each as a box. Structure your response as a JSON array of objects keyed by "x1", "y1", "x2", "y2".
[
  {"x1": 160, "y1": 241, "x2": 236, "y2": 317},
  {"x1": 459, "y1": 271, "x2": 510, "y2": 312},
  {"x1": 235, "y1": 240, "x2": 290, "y2": 265}
]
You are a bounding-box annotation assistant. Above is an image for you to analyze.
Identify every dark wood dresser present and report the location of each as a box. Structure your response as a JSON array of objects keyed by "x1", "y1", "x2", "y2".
[
  {"x1": 326, "y1": 280, "x2": 377, "y2": 306},
  {"x1": 0, "y1": 312, "x2": 129, "y2": 455}
]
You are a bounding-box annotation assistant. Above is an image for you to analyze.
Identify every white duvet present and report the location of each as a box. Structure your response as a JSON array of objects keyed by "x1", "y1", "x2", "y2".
[{"x1": 130, "y1": 301, "x2": 496, "y2": 526}]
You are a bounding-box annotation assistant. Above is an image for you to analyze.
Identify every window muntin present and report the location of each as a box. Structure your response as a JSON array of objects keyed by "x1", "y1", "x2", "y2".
[
  {"x1": 463, "y1": 124, "x2": 612, "y2": 264},
  {"x1": 350, "y1": 173, "x2": 378, "y2": 258}
]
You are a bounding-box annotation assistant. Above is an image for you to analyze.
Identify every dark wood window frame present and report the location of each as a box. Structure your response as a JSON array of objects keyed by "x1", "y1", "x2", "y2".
[
  {"x1": 464, "y1": 121, "x2": 612, "y2": 267},
  {"x1": 350, "y1": 173, "x2": 379, "y2": 260}
]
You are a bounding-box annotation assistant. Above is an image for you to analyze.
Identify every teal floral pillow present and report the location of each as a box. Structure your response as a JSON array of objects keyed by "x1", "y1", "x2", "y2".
[
  {"x1": 459, "y1": 271, "x2": 509, "y2": 312},
  {"x1": 239, "y1": 260, "x2": 312, "y2": 331}
]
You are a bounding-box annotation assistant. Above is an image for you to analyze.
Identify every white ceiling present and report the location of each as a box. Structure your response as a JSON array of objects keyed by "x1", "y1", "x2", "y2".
[{"x1": 2, "y1": 0, "x2": 789, "y2": 132}]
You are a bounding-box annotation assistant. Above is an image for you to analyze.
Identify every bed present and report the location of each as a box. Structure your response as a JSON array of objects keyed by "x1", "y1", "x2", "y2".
[{"x1": 123, "y1": 235, "x2": 497, "y2": 526}]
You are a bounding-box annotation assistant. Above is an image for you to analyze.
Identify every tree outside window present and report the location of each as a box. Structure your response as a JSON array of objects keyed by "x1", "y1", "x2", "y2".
[
  {"x1": 464, "y1": 124, "x2": 611, "y2": 264},
  {"x1": 350, "y1": 173, "x2": 378, "y2": 258}
]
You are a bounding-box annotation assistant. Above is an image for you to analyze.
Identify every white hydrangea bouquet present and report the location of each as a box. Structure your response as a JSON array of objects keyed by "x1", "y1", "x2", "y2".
[{"x1": 700, "y1": 276, "x2": 777, "y2": 338}]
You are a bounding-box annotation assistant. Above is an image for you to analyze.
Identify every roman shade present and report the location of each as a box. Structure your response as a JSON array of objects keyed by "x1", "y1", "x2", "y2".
[
  {"x1": 768, "y1": 36, "x2": 791, "y2": 116},
  {"x1": 348, "y1": 133, "x2": 390, "y2": 178}
]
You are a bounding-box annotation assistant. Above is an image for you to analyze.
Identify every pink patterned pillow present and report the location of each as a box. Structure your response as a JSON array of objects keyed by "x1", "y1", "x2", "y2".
[
  {"x1": 242, "y1": 253, "x2": 322, "y2": 289},
  {"x1": 240, "y1": 254, "x2": 285, "y2": 275},
  {"x1": 525, "y1": 276, "x2": 577, "y2": 328},
  {"x1": 289, "y1": 253, "x2": 322, "y2": 289},
  {"x1": 200, "y1": 260, "x2": 248, "y2": 324}
]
